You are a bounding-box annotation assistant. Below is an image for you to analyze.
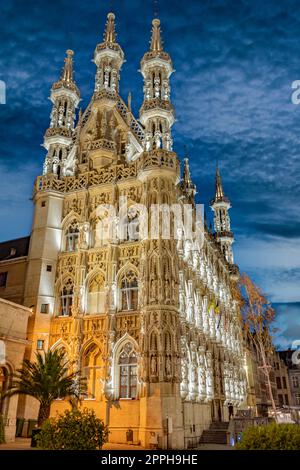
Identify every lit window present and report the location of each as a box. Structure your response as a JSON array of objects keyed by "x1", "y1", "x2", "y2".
[
  {"x1": 121, "y1": 271, "x2": 138, "y2": 311},
  {"x1": 118, "y1": 343, "x2": 137, "y2": 399},
  {"x1": 0, "y1": 272, "x2": 7, "y2": 288},
  {"x1": 40, "y1": 303, "x2": 49, "y2": 314},
  {"x1": 65, "y1": 223, "x2": 79, "y2": 252},
  {"x1": 37, "y1": 340, "x2": 44, "y2": 350},
  {"x1": 87, "y1": 273, "x2": 106, "y2": 315},
  {"x1": 59, "y1": 280, "x2": 73, "y2": 316},
  {"x1": 82, "y1": 344, "x2": 101, "y2": 399}
]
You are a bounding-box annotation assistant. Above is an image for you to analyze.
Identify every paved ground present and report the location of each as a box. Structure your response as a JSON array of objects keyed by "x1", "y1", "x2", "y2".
[{"x1": 0, "y1": 438, "x2": 233, "y2": 451}]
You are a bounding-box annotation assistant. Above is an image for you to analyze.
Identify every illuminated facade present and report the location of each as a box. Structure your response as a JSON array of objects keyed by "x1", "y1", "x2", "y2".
[{"x1": 16, "y1": 13, "x2": 247, "y2": 448}]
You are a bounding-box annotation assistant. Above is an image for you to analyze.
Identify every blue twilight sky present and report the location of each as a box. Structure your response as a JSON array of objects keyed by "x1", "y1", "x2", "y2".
[{"x1": 0, "y1": 0, "x2": 299, "y2": 348}]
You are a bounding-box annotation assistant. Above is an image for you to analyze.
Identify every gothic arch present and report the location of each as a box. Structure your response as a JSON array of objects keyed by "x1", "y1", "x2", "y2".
[
  {"x1": 54, "y1": 275, "x2": 74, "y2": 317},
  {"x1": 111, "y1": 333, "x2": 139, "y2": 399},
  {"x1": 50, "y1": 339, "x2": 70, "y2": 357},
  {"x1": 61, "y1": 210, "x2": 81, "y2": 230},
  {"x1": 116, "y1": 262, "x2": 139, "y2": 283},
  {"x1": 117, "y1": 263, "x2": 139, "y2": 311},
  {"x1": 84, "y1": 268, "x2": 106, "y2": 315},
  {"x1": 81, "y1": 340, "x2": 103, "y2": 399}
]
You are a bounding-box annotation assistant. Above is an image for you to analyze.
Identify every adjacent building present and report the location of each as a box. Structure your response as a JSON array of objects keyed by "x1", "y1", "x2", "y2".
[
  {"x1": 279, "y1": 350, "x2": 300, "y2": 409},
  {"x1": 0, "y1": 298, "x2": 31, "y2": 441}
]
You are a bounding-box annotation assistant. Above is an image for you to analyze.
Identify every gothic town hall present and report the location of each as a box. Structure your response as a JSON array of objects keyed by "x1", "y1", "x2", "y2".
[{"x1": 1, "y1": 13, "x2": 248, "y2": 448}]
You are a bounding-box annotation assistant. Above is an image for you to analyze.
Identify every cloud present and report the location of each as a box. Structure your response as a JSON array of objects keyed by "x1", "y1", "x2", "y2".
[{"x1": 272, "y1": 302, "x2": 300, "y2": 349}]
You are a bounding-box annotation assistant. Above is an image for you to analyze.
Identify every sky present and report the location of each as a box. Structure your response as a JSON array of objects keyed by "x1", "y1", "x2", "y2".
[{"x1": 0, "y1": 0, "x2": 299, "y2": 349}]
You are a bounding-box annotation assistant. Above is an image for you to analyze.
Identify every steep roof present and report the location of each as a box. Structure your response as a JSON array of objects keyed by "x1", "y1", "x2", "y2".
[{"x1": 0, "y1": 236, "x2": 30, "y2": 261}]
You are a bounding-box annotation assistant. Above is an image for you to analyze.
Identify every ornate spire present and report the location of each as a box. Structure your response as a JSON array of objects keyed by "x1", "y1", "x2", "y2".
[
  {"x1": 52, "y1": 50, "x2": 79, "y2": 95},
  {"x1": 94, "y1": 12, "x2": 124, "y2": 96},
  {"x1": 139, "y1": 18, "x2": 174, "y2": 151},
  {"x1": 210, "y1": 166, "x2": 234, "y2": 264},
  {"x1": 150, "y1": 18, "x2": 163, "y2": 52},
  {"x1": 183, "y1": 158, "x2": 191, "y2": 186},
  {"x1": 181, "y1": 157, "x2": 196, "y2": 198},
  {"x1": 212, "y1": 166, "x2": 229, "y2": 204},
  {"x1": 62, "y1": 49, "x2": 74, "y2": 82},
  {"x1": 104, "y1": 12, "x2": 116, "y2": 43}
]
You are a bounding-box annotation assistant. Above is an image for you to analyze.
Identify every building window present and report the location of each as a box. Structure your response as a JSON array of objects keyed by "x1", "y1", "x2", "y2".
[
  {"x1": 65, "y1": 222, "x2": 79, "y2": 252},
  {"x1": 118, "y1": 342, "x2": 137, "y2": 399},
  {"x1": 40, "y1": 303, "x2": 49, "y2": 314},
  {"x1": 46, "y1": 265, "x2": 52, "y2": 272},
  {"x1": 0, "y1": 272, "x2": 7, "y2": 288},
  {"x1": 82, "y1": 344, "x2": 101, "y2": 399},
  {"x1": 59, "y1": 280, "x2": 73, "y2": 316},
  {"x1": 282, "y1": 377, "x2": 287, "y2": 389},
  {"x1": 292, "y1": 375, "x2": 299, "y2": 388},
  {"x1": 37, "y1": 340, "x2": 44, "y2": 350},
  {"x1": 120, "y1": 271, "x2": 138, "y2": 311},
  {"x1": 278, "y1": 394, "x2": 284, "y2": 406},
  {"x1": 295, "y1": 394, "x2": 300, "y2": 406},
  {"x1": 41, "y1": 201, "x2": 46, "y2": 207},
  {"x1": 285, "y1": 394, "x2": 289, "y2": 405},
  {"x1": 87, "y1": 273, "x2": 106, "y2": 315},
  {"x1": 276, "y1": 377, "x2": 282, "y2": 389}
]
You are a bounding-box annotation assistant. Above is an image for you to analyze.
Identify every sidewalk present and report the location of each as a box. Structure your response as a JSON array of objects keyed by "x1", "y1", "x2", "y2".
[
  {"x1": 0, "y1": 438, "x2": 233, "y2": 451},
  {"x1": 0, "y1": 438, "x2": 144, "y2": 451}
]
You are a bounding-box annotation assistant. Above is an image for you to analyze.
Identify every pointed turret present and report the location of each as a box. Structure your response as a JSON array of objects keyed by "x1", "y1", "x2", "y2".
[
  {"x1": 210, "y1": 166, "x2": 234, "y2": 264},
  {"x1": 150, "y1": 18, "x2": 163, "y2": 52},
  {"x1": 140, "y1": 18, "x2": 174, "y2": 152},
  {"x1": 94, "y1": 12, "x2": 124, "y2": 97},
  {"x1": 181, "y1": 157, "x2": 196, "y2": 199},
  {"x1": 43, "y1": 50, "x2": 80, "y2": 177},
  {"x1": 212, "y1": 166, "x2": 230, "y2": 204},
  {"x1": 104, "y1": 11, "x2": 116, "y2": 43}
]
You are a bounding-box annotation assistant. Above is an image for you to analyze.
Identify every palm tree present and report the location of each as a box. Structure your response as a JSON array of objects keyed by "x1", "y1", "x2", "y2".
[{"x1": 6, "y1": 349, "x2": 86, "y2": 426}]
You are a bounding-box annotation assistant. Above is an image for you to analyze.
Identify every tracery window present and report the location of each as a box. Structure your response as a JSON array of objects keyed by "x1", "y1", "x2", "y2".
[
  {"x1": 65, "y1": 222, "x2": 79, "y2": 252},
  {"x1": 82, "y1": 344, "x2": 101, "y2": 399},
  {"x1": 120, "y1": 271, "x2": 138, "y2": 311},
  {"x1": 87, "y1": 273, "x2": 106, "y2": 314},
  {"x1": 118, "y1": 342, "x2": 137, "y2": 399},
  {"x1": 59, "y1": 279, "x2": 73, "y2": 316}
]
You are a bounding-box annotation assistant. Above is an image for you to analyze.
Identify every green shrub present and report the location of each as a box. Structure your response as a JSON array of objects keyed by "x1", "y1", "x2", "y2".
[
  {"x1": 36, "y1": 408, "x2": 109, "y2": 450},
  {"x1": 236, "y1": 422, "x2": 300, "y2": 450}
]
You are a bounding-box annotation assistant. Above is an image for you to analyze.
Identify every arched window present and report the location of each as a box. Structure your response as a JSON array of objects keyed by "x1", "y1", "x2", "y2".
[
  {"x1": 65, "y1": 222, "x2": 79, "y2": 252},
  {"x1": 82, "y1": 344, "x2": 101, "y2": 399},
  {"x1": 59, "y1": 279, "x2": 73, "y2": 316},
  {"x1": 118, "y1": 342, "x2": 137, "y2": 399},
  {"x1": 87, "y1": 273, "x2": 106, "y2": 314},
  {"x1": 120, "y1": 271, "x2": 138, "y2": 311},
  {"x1": 93, "y1": 217, "x2": 109, "y2": 248}
]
